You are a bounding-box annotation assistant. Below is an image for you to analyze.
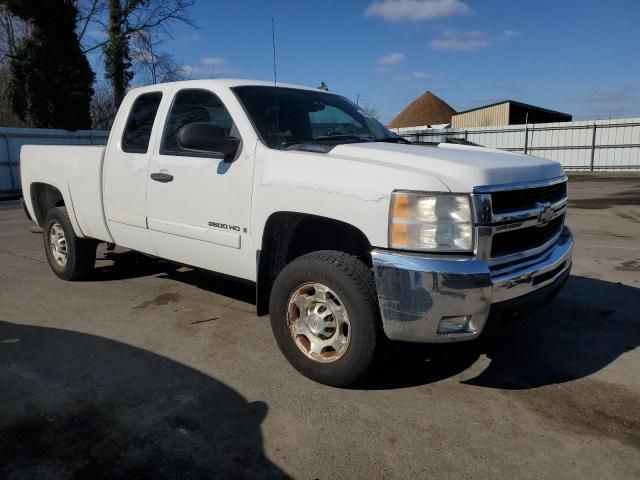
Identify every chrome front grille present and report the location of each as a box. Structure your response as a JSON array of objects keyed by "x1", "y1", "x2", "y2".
[
  {"x1": 491, "y1": 182, "x2": 567, "y2": 214},
  {"x1": 472, "y1": 175, "x2": 568, "y2": 265},
  {"x1": 491, "y1": 214, "x2": 565, "y2": 257}
]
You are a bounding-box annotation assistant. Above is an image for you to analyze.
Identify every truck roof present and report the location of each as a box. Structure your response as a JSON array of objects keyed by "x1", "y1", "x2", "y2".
[{"x1": 128, "y1": 78, "x2": 322, "y2": 95}]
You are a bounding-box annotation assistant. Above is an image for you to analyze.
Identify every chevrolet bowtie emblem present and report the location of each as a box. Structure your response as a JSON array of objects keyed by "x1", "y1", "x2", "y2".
[{"x1": 537, "y1": 202, "x2": 554, "y2": 224}]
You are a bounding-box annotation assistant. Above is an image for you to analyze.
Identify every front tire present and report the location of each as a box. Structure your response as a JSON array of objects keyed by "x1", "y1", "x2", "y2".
[
  {"x1": 269, "y1": 251, "x2": 382, "y2": 387},
  {"x1": 43, "y1": 207, "x2": 97, "y2": 281}
]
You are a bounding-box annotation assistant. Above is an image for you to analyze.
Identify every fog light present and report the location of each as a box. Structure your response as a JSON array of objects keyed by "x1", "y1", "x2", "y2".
[{"x1": 438, "y1": 316, "x2": 471, "y2": 334}]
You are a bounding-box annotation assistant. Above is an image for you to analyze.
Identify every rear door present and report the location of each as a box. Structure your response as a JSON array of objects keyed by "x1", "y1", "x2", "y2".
[
  {"x1": 145, "y1": 87, "x2": 255, "y2": 279},
  {"x1": 103, "y1": 90, "x2": 163, "y2": 255}
]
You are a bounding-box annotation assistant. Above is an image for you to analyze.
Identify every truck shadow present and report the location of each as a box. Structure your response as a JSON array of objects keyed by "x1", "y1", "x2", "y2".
[
  {"x1": 86, "y1": 250, "x2": 639, "y2": 391},
  {"x1": 90, "y1": 249, "x2": 256, "y2": 305},
  {"x1": 91, "y1": 249, "x2": 183, "y2": 281},
  {"x1": 156, "y1": 267, "x2": 256, "y2": 305},
  {"x1": 0, "y1": 321, "x2": 288, "y2": 479},
  {"x1": 368, "y1": 275, "x2": 640, "y2": 390}
]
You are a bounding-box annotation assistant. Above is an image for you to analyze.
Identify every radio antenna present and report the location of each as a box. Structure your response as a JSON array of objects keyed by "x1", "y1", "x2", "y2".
[
  {"x1": 272, "y1": 17, "x2": 278, "y2": 86},
  {"x1": 272, "y1": 17, "x2": 281, "y2": 147}
]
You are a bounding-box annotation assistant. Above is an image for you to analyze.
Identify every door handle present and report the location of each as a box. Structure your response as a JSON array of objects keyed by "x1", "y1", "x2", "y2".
[{"x1": 150, "y1": 172, "x2": 174, "y2": 183}]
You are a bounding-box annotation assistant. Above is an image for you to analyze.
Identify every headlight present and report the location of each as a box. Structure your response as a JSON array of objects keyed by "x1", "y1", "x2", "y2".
[{"x1": 389, "y1": 192, "x2": 474, "y2": 252}]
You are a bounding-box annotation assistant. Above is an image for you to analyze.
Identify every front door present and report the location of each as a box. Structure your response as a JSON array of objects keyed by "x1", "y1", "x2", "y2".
[{"x1": 145, "y1": 87, "x2": 254, "y2": 280}]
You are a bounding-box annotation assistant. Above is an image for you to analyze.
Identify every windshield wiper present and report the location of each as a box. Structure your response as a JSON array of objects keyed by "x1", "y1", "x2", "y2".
[
  {"x1": 282, "y1": 135, "x2": 372, "y2": 149},
  {"x1": 375, "y1": 137, "x2": 412, "y2": 144},
  {"x1": 314, "y1": 134, "x2": 372, "y2": 142},
  {"x1": 443, "y1": 138, "x2": 481, "y2": 147}
]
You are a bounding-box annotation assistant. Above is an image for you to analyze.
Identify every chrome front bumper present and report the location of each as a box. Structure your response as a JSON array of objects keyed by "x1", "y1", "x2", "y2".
[{"x1": 371, "y1": 226, "x2": 574, "y2": 343}]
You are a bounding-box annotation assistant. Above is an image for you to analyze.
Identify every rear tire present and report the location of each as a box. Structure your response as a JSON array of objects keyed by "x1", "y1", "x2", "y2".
[
  {"x1": 43, "y1": 207, "x2": 97, "y2": 281},
  {"x1": 269, "y1": 251, "x2": 382, "y2": 387}
]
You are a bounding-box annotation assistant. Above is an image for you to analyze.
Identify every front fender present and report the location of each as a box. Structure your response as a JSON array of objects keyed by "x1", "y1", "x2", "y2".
[{"x1": 249, "y1": 144, "x2": 450, "y2": 254}]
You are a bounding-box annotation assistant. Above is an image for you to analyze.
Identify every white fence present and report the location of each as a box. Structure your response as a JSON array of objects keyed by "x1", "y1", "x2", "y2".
[
  {"x1": 3, "y1": 118, "x2": 639, "y2": 197},
  {"x1": 398, "y1": 117, "x2": 640, "y2": 170},
  {"x1": 0, "y1": 128, "x2": 109, "y2": 197}
]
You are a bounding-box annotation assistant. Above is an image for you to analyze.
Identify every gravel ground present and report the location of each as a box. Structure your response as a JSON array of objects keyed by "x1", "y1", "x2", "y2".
[{"x1": 1, "y1": 175, "x2": 639, "y2": 479}]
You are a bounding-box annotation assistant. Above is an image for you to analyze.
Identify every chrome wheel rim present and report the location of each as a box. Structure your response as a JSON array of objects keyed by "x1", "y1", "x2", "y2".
[
  {"x1": 286, "y1": 283, "x2": 351, "y2": 363},
  {"x1": 48, "y1": 222, "x2": 67, "y2": 267}
]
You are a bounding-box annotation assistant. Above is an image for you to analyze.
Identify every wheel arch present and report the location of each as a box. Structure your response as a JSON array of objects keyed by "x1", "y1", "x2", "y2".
[
  {"x1": 256, "y1": 211, "x2": 373, "y2": 316},
  {"x1": 29, "y1": 182, "x2": 84, "y2": 237}
]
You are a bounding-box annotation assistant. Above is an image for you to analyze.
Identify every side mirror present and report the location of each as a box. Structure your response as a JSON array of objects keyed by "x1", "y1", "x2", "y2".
[{"x1": 177, "y1": 123, "x2": 240, "y2": 160}]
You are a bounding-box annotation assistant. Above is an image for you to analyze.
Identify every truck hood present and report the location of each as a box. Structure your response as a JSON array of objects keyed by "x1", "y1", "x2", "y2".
[{"x1": 329, "y1": 142, "x2": 564, "y2": 191}]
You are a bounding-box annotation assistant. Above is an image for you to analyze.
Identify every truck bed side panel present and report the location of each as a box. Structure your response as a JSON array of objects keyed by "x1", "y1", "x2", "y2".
[{"x1": 20, "y1": 145, "x2": 113, "y2": 242}]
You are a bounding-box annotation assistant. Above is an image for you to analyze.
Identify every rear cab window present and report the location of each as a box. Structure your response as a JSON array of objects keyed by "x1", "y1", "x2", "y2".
[{"x1": 122, "y1": 92, "x2": 163, "y2": 153}]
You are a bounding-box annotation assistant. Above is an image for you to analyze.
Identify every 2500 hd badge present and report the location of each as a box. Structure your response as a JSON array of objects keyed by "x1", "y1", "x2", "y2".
[{"x1": 208, "y1": 221, "x2": 241, "y2": 232}]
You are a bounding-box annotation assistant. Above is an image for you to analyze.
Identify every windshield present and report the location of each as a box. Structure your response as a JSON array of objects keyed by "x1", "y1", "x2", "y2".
[
  {"x1": 234, "y1": 86, "x2": 390, "y2": 149},
  {"x1": 364, "y1": 116, "x2": 397, "y2": 139}
]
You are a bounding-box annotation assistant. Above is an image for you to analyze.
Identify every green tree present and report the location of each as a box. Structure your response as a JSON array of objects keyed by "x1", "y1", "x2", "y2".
[
  {"x1": 100, "y1": 0, "x2": 195, "y2": 107},
  {"x1": 1, "y1": 0, "x2": 94, "y2": 130},
  {"x1": 104, "y1": 0, "x2": 134, "y2": 108}
]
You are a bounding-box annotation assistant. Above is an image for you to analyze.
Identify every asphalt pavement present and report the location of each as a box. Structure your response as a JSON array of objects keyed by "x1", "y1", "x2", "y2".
[{"x1": 1, "y1": 174, "x2": 639, "y2": 479}]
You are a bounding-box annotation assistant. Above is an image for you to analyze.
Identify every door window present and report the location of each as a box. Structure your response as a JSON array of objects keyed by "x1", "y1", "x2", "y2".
[
  {"x1": 122, "y1": 92, "x2": 162, "y2": 153},
  {"x1": 161, "y1": 89, "x2": 237, "y2": 155}
]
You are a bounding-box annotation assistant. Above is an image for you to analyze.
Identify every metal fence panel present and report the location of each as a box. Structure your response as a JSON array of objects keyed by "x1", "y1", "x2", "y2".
[
  {"x1": 0, "y1": 128, "x2": 109, "y2": 197},
  {"x1": 400, "y1": 117, "x2": 640, "y2": 170},
  {"x1": 4, "y1": 119, "x2": 639, "y2": 197}
]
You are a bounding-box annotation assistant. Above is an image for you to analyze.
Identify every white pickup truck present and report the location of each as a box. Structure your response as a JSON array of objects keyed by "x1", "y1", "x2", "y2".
[{"x1": 21, "y1": 79, "x2": 573, "y2": 386}]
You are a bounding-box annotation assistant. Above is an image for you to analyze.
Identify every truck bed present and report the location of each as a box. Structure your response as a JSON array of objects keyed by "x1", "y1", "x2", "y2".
[{"x1": 20, "y1": 145, "x2": 113, "y2": 243}]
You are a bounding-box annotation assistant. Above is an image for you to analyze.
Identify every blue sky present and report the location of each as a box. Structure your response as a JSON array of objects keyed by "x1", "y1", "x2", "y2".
[{"x1": 98, "y1": 0, "x2": 640, "y2": 123}]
